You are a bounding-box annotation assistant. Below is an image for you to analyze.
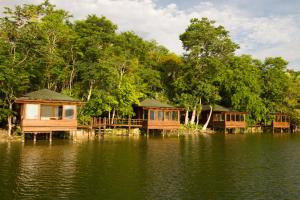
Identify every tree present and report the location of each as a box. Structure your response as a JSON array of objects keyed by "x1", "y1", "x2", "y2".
[
  {"x1": 221, "y1": 55, "x2": 266, "y2": 125},
  {"x1": 179, "y1": 18, "x2": 239, "y2": 127}
]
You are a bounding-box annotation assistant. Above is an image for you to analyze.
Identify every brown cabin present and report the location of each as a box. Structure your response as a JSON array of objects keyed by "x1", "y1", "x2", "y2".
[
  {"x1": 134, "y1": 99, "x2": 182, "y2": 131},
  {"x1": 201, "y1": 105, "x2": 247, "y2": 132},
  {"x1": 16, "y1": 89, "x2": 82, "y2": 133},
  {"x1": 272, "y1": 113, "x2": 290, "y2": 133}
]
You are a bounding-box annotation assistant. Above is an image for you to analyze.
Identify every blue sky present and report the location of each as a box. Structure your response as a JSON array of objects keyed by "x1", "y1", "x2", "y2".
[{"x1": 1, "y1": 0, "x2": 300, "y2": 70}]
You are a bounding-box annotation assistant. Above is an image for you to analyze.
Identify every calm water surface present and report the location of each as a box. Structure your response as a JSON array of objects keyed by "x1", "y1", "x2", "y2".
[{"x1": 1, "y1": 134, "x2": 300, "y2": 200}]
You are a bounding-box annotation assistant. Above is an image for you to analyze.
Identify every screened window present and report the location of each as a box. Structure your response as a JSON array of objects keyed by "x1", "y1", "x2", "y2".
[
  {"x1": 26, "y1": 104, "x2": 39, "y2": 119},
  {"x1": 275, "y1": 115, "x2": 281, "y2": 122},
  {"x1": 226, "y1": 114, "x2": 230, "y2": 121},
  {"x1": 214, "y1": 114, "x2": 223, "y2": 122},
  {"x1": 150, "y1": 110, "x2": 155, "y2": 120},
  {"x1": 64, "y1": 105, "x2": 75, "y2": 120},
  {"x1": 241, "y1": 114, "x2": 245, "y2": 121},
  {"x1": 236, "y1": 114, "x2": 241, "y2": 121},
  {"x1": 165, "y1": 111, "x2": 170, "y2": 120},
  {"x1": 220, "y1": 114, "x2": 225, "y2": 122},
  {"x1": 158, "y1": 111, "x2": 164, "y2": 121},
  {"x1": 143, "y1": 110, "x2": 148, "y2": 120},
  {"x1": 172, "y1": 111, "x2": 178, "y2": 121},
  {"x1": 230, "y1": 114, "x2": 235, "y2": 121},
  {"x1": 40, "y1": 105, "x2": 62, "y2": 120}
]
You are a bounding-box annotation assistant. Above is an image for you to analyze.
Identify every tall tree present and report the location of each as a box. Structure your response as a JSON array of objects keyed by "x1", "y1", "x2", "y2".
[{"x1": 179, "y1": 18, "x2": 239, "y2": 127}]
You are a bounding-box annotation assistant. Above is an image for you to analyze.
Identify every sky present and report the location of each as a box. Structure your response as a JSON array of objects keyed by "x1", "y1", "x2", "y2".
[{"x1": 1, "y1": 0, "x2": 300, "y2": 70}]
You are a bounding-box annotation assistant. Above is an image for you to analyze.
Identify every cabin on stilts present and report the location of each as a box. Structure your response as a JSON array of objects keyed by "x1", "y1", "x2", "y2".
[
  {"x1": 16, "y1": 89, "x2": 83, "y2": 141},
  {"x1": 272, "y1": 113, "x2": 290, "y2": 133},
  {"x1": 135, "y1": 99, "x2": 182, "y2": 133},
  {"x1": 200, "y1": 105, "x2": 247, "y2": 133},
  {"x1": 91, "y1": 98, "x2": 183, "y2": 134}
]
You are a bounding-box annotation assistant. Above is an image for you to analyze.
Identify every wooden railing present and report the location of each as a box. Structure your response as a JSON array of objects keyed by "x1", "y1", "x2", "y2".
[{"x1": 91, "y1": 117, "x2": 146, "y2": 127}]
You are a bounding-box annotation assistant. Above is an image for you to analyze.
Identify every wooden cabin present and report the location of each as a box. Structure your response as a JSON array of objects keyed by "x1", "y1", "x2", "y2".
[
  {"x1": 272, "y1": 113, "x2": 290, "y2": 133},
  {"x1": 201, "y1": 105, "x2": 247, "y2": 133},
  {"x1": 134, "y1": 99, "x2": 182, "y2": 132},
  {"x1": 16, "y1": 89, "x2": 82, "y2": 135}
]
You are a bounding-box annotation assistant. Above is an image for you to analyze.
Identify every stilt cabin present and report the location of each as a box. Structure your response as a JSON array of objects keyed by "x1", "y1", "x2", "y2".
[
  {"x1": 272, "y1": 113, "x2": 290, "y2": 133},
  {"x1": 134, "y1": 99, "x2": 182, "y2": 131},
  {"x1": 201, "y1": 105, "x2": 247, "y2": 132},
  {"x1": 16, "y1": 89, "x2": 82, "y2": 133}
]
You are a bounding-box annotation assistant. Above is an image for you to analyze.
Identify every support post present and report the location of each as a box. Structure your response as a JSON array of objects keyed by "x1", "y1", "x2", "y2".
[
  {"x1": 49, "y1": 131, "x2": 52, "y2": 144},
  {"x1": 33, "y1": 133, "x2": 37, "y2": 143},
  {"x1": 22, "y1": 132, "x2": 25, "y2": 143},
  {"x1": 128, "y1": 117, "x2": 131, "y2": 135},
  {"x1": 104, "y1": 117, "x2": 106, "y2": 135}
]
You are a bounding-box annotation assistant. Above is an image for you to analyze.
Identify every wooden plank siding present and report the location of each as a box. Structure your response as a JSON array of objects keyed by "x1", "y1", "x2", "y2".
[
  {"x1": 19, "y1": 103, "x2": 78, "y2": 133},
  {"x1": 272, "y1": 113, "x2": 290, "y2": 129}
]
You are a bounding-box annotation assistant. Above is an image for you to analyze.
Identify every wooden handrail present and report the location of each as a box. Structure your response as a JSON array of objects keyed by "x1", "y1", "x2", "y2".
[{"x1": 91, "y1": 117, "x2": 146, "y2": 126}]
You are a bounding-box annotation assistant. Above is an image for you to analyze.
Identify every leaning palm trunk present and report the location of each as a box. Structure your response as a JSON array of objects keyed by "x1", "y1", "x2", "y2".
[{"x1": 202, "y1": 105, "x2": 212, "y2": 131}]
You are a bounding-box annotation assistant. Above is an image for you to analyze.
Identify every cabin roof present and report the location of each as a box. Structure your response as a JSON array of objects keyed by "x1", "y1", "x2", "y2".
[
  {"x1": 139, "y1": 98, "x2": 175, "y2": 108},
  {"x1": 202, "y1": 104, "x2": 233, "y2": 112},
  {"x1": 16, "y1": 89, "x2": 80, "y2": 102}
]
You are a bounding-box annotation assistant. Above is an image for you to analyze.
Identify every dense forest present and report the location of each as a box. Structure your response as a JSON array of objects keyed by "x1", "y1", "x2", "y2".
[{"x1": 1, "y1": 1, "x2": 300, "y2": 134}]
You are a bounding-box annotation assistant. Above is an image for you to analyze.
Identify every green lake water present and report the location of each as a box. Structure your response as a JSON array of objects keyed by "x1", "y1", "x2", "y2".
[{"x1": 1, "y1": 134, "x2": 300, "y2": 200}]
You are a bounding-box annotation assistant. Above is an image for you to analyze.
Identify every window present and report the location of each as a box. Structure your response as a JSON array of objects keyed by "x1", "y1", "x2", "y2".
[
  {"x1": 230, "y1": 114, "x2": 235, "y2": 121},
  {"x1": 241, "y1": 114, "x2": 245, "y2": 121},
  {"x1": 220, "y1": 114, "x2": 225, "y2": 122},
  {"x1": 64, "y1": 105, "x2": 75, "y2": 120},
  {"x1": 276, "y1": 115, "x2": 281, "y2": 122},
  {"x1": 143, "y1": 110, "x2": 148, "y2": 120},
  {"x1": 26, "y1": 104, "x2": 39, "y2": 119},
  {"x1": 150, "y1": 110, "x2": 155, "y2": 120},
  {"x1": 40, "y1": 105, "x2": 63, "y2": 120},
  {"x1": 172, "y1": 111, "x2": 178, "y2": 121},
  {"x1": 165, "y1": 111, "x2": 170, "y2": 120},
  {"x1": 214, "y1": 114, "x2": 223, "y2": 122},
  {"x1": 158, "y1": 111, "x2": 164, "y2": 121},
  {"x1": 226, "y1": 114, "x2": 230, "y2": 121},
  {"x1": 236, "y1": 114, "x2": 241, "y2": 121}
]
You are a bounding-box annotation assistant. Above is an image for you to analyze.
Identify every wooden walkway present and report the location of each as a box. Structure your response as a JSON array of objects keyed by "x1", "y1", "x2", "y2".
[{"x1": 78, "y1": 117, "x2": 145, "y2": 129}]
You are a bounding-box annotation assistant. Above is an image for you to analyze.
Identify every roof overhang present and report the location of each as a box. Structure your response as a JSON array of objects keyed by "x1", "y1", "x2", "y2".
[{"x1": 15, "y1": 99, "x2": 84, "y2": 105}]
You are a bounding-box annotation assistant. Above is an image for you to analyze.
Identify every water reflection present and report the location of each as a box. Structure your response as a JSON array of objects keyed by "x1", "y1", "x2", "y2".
[{"x1": 1, "y1": 134, "x2": 300, "y2": 199}]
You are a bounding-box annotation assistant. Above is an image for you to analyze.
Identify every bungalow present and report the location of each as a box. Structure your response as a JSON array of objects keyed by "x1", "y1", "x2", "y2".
[
  {"x1": 16, "y1": 89, "x2": 82, "y2": 140},
  {"x1": 134, "y1": 98, "x2": 183, "y2": 132},
  {"x1": 200, "y1": 104, "x2": 247, "y2": 133},
  {"x1": 272, "y1": 113, "x2": 290, "y2": 133}
]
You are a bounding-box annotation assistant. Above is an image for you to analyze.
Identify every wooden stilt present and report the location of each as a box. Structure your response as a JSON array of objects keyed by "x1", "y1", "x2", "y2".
[
  {"x1": 22, "y1": 132, "x2": 25, "y2": 143},
  {"x1": 33, "y1": 133, "x2": 37, "y2": 143},
  {"x1": 128, "y1": 117, "x2": 131, "y2": 135},
  {"x1": 104, "y1": 118, "x2": 107, "y2": 135},
  {"x1": 49, "y1": 131, "x2": 52, "y2": 144}
]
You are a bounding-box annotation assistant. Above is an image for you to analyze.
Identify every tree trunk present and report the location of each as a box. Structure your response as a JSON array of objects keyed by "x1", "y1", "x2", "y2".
[
  {"x1": 196, "y1": 112, "x2": 201, "y2": 126},
  {"x1": 87, "y1": 80, "x2": 95, "y2": 101},
  {"x1": 184, "y1": 110, "x2": 189, "y2": 125},
  {"x1": 196, "y1": 98, "x2": 202, "y2": 126},
  {"x1": 108, "y1": 111, "x2": 111, "y2": 125},
  {"x1": 111, "y1": 108, "x2": 115, "y2": 125},
  {"x1": 7, "y1": 102, "x2": 13, "y2": 137},
  {"x1": 202, "y1": 105, "x2": 212, "y2": 131},
  {"x1": 190, "y1": 107, "x2": 196, "y2": 124}
]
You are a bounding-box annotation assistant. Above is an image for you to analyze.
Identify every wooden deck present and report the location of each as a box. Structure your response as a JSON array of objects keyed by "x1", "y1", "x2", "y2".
[{"x1": 89, "y1": 117, "x2": 145, "y2": 128}]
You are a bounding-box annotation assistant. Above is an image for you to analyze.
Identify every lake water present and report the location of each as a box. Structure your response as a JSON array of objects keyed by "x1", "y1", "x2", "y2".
[{"x1": 1, "y1": 134, "x2": 300, "y2": 200}]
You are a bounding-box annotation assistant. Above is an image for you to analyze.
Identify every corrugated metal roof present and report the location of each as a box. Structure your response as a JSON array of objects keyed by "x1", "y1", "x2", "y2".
[
  {"x1": 139, "y1": 98, "x2": 175, "y2": 108},
  {"x1": 18, "y1": 89, "x2": 79, "y2": 102}
]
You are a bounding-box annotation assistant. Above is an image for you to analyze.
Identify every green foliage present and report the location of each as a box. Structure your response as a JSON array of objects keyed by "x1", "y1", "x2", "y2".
[{"x1": 0, "y1": 1, "x2": 300, "y2": 131}]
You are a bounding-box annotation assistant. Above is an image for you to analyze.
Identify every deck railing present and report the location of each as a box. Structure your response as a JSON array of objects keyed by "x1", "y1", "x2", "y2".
[{"x1": 91, "y1": 117, "x2": 145, "y2": 127}]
